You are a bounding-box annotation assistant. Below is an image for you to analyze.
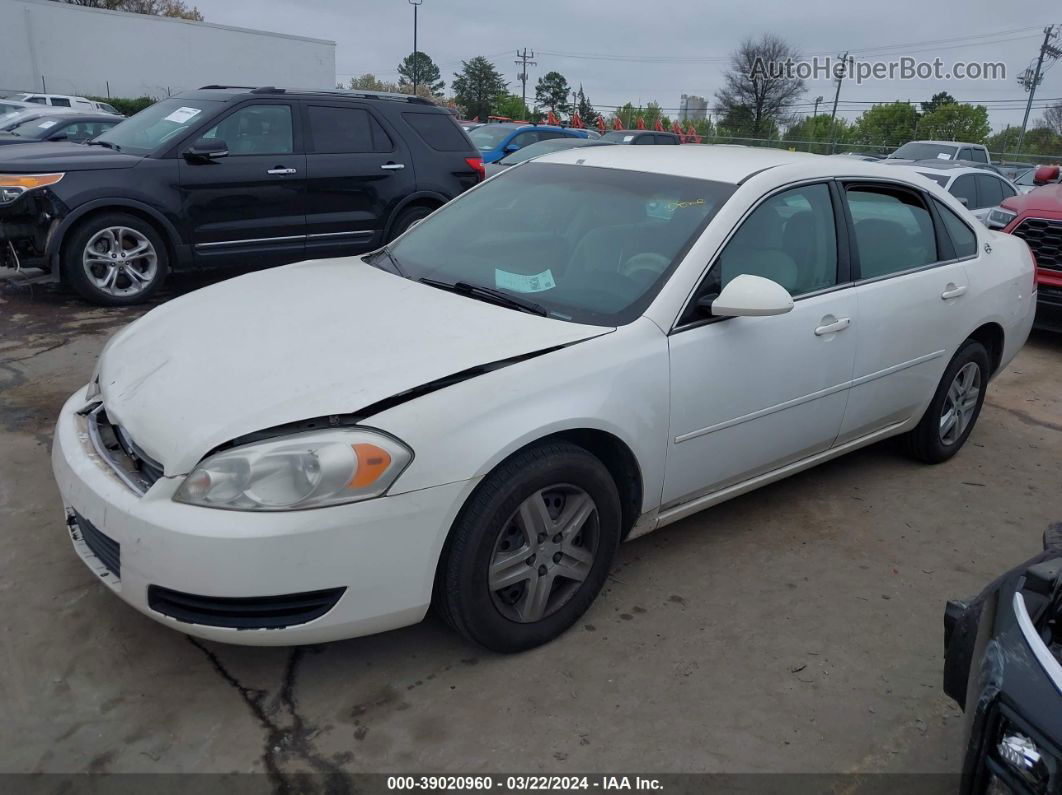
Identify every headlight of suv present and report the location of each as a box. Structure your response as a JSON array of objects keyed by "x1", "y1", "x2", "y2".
[
  {"x1": 986, "y1": 207, "x2": 1017, "y2": 230},
  {"x1": 173, "y1": 429, "x2": 412, "y2": 511},
  {"x1": 0, "y1": 173, "x2": 64, "y2": 204}
]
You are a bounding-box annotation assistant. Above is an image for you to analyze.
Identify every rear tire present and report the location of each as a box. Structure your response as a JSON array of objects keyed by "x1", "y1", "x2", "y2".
[
  {"x1": 436, "y1": 442, "x2": 621, "y2": 653},
  {"x1": 62, "y1": 212, "x2": 168, "y2": 306},
  {"x1": 386, "y1": 205, "x2": 434, "y2": 242},
  {"x1": 902, "y1": 340, "x2": 989, "y2": 464}
]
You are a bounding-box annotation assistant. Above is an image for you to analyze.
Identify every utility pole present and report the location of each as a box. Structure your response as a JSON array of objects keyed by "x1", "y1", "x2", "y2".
[
  {"x1": 408, "y1": 0, "x2": 423, "y2": 96},
  {"x1": 828, "y1": 53, "x2": 850, "y2": 154},
  {"x1": 811, "y1": 94, "x2": 823, "y2": 152},
  {"x1": 1016, "y1": 25, "x2": 1060, "y2": 155},
  {"x1": 515, "y1": 48, "x2": 536, "y2": 116}
]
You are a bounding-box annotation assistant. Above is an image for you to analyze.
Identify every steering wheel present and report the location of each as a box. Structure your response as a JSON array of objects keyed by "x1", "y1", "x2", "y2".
[{"x1": 619, "y1": 252, "x2": 670, "y2": 282}]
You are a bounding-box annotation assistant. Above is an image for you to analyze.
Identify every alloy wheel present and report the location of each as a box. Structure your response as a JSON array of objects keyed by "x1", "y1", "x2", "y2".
[
  {"x1": 939, "y1": 362, "x2": 982, "y2": 446},
  {"x1": 488, "y1": 485, "x2": 599, "y2": 623},
  {"x1": 83, "y1": 226, "x2": 158, "y2": 298}
]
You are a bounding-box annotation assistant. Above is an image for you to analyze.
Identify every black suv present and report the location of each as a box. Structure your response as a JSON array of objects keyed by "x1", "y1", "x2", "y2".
[{"x1": 0, "y1": 86, "x2": 483, "y2": 304}]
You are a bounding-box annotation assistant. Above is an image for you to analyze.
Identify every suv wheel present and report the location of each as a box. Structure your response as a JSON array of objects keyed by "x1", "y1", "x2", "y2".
[
  {"x1": 62, "y1": 212, "x2": 168, "y2": 306},
  {"x1": 387, "y1": 205, "x2": 434, "y2": 242},
  {"x1": 902, "y1": 340, "x2": 989, "y2": 464},
  {"x1": 436, "y1": 442, "x2": 621, "y2": 652}
]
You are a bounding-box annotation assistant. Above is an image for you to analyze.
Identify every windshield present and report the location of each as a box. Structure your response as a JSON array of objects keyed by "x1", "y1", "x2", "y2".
[
  {"x1": 10, "y1": 117, "x2": 63, "y2": 138},
  {"x1": 889, "y1": 142, "x2": 956, "y2": 160},
  {"x1": 385, "y1": 162, "x2": 735, "y2": 326},
  {"x1": 499, "y1": 138, "x2": 599, "y2": 165},
  {"x1": 1014, "y1": 169, "x2": 1036, "y2": 186},
  {"x1": 94, "y1": 98, "x2": 221, "y2": 155},
  {"x1": 468, "y1": 125, "x2": 517, "y2": 150}
]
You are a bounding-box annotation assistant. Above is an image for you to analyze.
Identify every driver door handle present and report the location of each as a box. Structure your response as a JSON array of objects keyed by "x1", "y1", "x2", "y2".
[
  {"x1": 267, "y1": 167, "x2": 297, "y2": 175},
  {"x1": 814, "y1": 317, "x2": 851, "y2": 336},
  {"x1": 380, "y1": 163, "x2": 405, "y2": 170},
  {"x1": 941, "y1": 284, "x2": 968, "y2": 300}
]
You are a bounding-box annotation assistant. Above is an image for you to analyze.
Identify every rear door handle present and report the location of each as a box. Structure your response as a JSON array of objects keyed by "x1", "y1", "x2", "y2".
[
  {"x1": 941, "y1": 284, "x2": 968, "y2": 300},
  {"x1": 380, "y1": 163, "x2": 405, "y2": 171},
  {"x1": 267, "y1": 167, "x2": 297, "y2": 175},
  {"x1": 814, "y1": 317, "x2": 851, "y2": 336}
]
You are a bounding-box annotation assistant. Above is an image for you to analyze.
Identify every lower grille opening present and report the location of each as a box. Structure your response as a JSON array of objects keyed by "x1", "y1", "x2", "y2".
[
  {"x1": 71, "y1": 512, "x2": 120, "y2": 578},
  {"x1": 147, "y1": 585, "x2": 345, "y2": 629}
]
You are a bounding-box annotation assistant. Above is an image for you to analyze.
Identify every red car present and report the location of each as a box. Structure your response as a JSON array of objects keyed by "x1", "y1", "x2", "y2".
[{"x1": 988, "y1": 165, "x2": 1062, "y2": 330}]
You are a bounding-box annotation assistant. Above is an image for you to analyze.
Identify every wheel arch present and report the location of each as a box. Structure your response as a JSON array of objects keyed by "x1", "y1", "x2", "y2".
[
  {"x1": 383, "y1": 191, "x2": 447, "y2": 240},
  {"x1": 49, "y1": 200, "x2": 183, "y2": 278},
  {"x1": 966, "y1": 322, "x2": 1005, "y2": 376}
]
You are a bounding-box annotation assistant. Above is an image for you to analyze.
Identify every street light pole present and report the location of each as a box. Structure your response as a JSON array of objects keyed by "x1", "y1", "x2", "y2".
[{"x1": 408, "y1": 0, "x2": 423, "y2": 96}]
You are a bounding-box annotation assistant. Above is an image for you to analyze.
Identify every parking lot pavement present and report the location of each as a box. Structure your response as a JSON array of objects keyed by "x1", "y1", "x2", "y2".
[{"x1": 2, "y1": 271, "x2": 1061, "y2": 782}]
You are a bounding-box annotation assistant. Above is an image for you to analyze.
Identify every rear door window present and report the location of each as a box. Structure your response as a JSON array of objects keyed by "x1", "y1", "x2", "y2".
[
  {"x1": 307, "y1": 105, "x2": 392, "y2": 153},
  {"x1": 934, "y1": 200, "x2": 977, "y2": 258},
  {"x1": 845, "y1": 185, "x2": 938, "y2": 279},
  {"x1": 949, "y1": 174, "x2": 977, "y2": 208},
  {"x1": 401, "y1": 111, "x2": 469, "y2": 151},
  {"x1": 974, "y1": 175, "x2": 1004, "y2": 208}
]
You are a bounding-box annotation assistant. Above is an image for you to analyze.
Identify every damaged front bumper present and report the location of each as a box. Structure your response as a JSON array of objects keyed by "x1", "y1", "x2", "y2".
[
  {"x1": 0, "y1": 189, "x2": 67, "y2": 271},
  {"x1": 944, "y1": 531, "x2": 1062, "y2": 794}
]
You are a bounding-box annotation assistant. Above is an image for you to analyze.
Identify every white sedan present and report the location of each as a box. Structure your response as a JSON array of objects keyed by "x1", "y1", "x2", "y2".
[{"x1": 52, "y1": 146, "x2": 1036, "y2": 652}]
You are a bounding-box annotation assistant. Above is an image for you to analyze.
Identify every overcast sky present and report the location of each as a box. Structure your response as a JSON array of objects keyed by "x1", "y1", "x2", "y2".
[{"x1": 192, "y1": 0, "x2": 1061, "y2": 131}]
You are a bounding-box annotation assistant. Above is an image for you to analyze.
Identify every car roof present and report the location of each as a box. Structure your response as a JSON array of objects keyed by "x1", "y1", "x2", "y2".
[
  {"x1": 179, "y1": 85, "x2": 439, "y2": 107},
  {"x1": 25, "y1": 112, "x2": 120, "y2": 123},
  {"x1": 898, "y1": 140, "x2": 981, "y2": 147},
  {"x1": 534, "y1": 144, "x2": 899, "y2": 184},
  {"x1": 606, "y1": 129, "x2": 675, "y2": 135}
]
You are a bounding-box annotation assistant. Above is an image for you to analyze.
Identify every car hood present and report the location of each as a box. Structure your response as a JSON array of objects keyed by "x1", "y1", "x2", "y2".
[
  {"x1": 1002, "y1": 183, "x2": 1062, "y2": 213},
  {"x1": 0, "y1": 141, "x2": 142, "y2": 170},
  {"x1": 98, "y1": 258, "x2": 610, "y2": 475}
]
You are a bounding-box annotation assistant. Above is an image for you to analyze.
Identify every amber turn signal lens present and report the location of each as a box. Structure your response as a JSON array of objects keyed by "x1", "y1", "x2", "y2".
[
  {"x1": 349, "y1": 443, "x2": 393, "y2": 489},
  {"x1": 0, "y1": 173, "x2": 65, "y2": 189}
]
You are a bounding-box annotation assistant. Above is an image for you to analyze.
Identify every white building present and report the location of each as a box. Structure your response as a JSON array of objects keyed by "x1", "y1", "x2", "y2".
[
  {"x1": 0, "y1": 0, "x2": 335, "y2": 100},
  {"x1": 679, "y1": 94, "x2": 708, "y2": 123}
]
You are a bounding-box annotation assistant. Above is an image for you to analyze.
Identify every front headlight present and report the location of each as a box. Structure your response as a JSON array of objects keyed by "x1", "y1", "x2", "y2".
[
  {"x1": 986, "y1": 207, "x2": 1017, "y2": 230},
  {"x1": 0, "y1": 173, "x2": 64, "y2": 204},
  {"x1": 173, "y1": 429, "x2": 412, "y2": 511}
]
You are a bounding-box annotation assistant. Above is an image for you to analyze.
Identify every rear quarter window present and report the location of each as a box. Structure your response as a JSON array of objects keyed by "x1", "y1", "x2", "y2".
[{"x1": 401, "y1": 111, "x2": 472, "y2": 152}]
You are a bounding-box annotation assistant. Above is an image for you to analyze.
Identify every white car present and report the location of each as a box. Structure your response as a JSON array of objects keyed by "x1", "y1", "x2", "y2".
[
  {"x1": 52, "y1": 147, "x2": 1035, "y2": 652},
  {"x1": 0, "y1": 106, "x2": 93, "y2": 132},
  {"x1": 3, "y1": 92, "x2": 116, "y2": 114},
  {"x1": 885, "y1": 140, "x2": 992, "y2": 165},
  {"x1": 895, "y1": 161, "x2": 1020, "y2": 224}
]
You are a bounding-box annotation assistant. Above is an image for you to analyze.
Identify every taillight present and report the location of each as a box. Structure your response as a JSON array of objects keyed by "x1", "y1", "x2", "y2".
[{"x1": 465, "y1": 156, "x2": 484, "y2": 182}]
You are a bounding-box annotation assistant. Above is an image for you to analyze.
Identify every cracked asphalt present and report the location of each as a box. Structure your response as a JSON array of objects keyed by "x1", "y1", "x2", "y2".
[{"x1": 2, "y1": 268, "x2": 1061, "y2": 786}]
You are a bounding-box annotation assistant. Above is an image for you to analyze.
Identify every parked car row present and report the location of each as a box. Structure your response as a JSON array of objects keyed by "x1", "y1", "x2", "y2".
[
  {"x1": 0, "y1": 86, "x2": 483, "y2": 304},
  {"x1": 0, "y1": 112, "x2": 121, "y2": 147},
  {"x1": 0, "y1": 91, "x2": 120, "y2": 115}
]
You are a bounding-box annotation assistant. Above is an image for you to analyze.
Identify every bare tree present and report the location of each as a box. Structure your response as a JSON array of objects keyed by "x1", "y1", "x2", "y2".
[
  {"x1": 48, "y1": 0, "x2": 203, "y2": 20},
  {"x1": 1043, "y1": 102, "x2": 1062, "y2": 138},
  {"x1": 714, "y1": 34, "x2": 804, "y2": 138}
]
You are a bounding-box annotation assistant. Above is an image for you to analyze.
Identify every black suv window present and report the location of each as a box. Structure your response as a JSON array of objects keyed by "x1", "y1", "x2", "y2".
[
  {"x1": 202, "y1": 104, "x2": 293, "y2": 155},
  {"x1": 949, "y1": 174, "x2": 977, "y2": 208},
  {"x1": 308, "y1": 105, "x2": 392, "y2": 153},
  {"x1": 401, "y1": 111, "x2": 469, "y2": 151}
]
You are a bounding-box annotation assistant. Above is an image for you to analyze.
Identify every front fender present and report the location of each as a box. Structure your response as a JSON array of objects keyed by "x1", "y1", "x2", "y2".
[{"x1": 370, "y1": 317, "x2": 671, "y2": 516}]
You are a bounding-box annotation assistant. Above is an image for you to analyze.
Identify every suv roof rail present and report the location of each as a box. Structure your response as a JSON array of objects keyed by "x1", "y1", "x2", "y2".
[{"x1": 196, "y1": 85, "x2": 434, "y2": 105}]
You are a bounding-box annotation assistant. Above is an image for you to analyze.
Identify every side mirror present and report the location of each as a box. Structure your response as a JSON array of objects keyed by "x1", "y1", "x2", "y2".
[
  {"x1": 183, "y1": 137, "x2": 229, "y2": 162},
  {"x1": 504, "y1": 143, "x2": 520, "y2": 153},
  {"x1": 708, "y1": 274, "x2": 794, "y2": 317},
  {"x1": 957, "y1": 196, "x2": 969, "y2": 207},
  {"x1": 1033, "y1": 165, "x2": 1059, "y2": 186}
]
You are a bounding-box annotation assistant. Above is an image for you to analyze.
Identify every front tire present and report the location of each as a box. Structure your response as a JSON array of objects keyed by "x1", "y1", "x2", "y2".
[
  {"x1": 436, "y1": 442, "x2": 622, "y2": 652},
  {"x1": 386, "y1": 205, "x2": 434, "y2": 242},
  {"x1": 62, "y1": 212, "x2": 169, "y2": 306},
  {"x1": 902, "y1": 340, "x2": 989, "y2": 464}
]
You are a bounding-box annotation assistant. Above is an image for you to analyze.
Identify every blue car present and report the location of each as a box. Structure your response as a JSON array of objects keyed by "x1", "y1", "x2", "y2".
[{"x1": 467, "y1": 123, "x2": 589, "y2": 164}]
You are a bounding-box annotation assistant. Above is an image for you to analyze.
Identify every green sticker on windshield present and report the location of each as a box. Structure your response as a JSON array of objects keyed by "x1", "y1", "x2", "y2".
[{"x1": 495, "y1": 268, "x2": 556, "y2": 293}]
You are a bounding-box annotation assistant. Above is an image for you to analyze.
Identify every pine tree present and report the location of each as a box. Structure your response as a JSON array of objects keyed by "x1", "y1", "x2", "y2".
[
  {"x1": 398, "y1": 51, "x2": 445, "y2": 97},
  {"x1": 452, "y1": 57, "x2": 508, "y2": 121},
  {"x1": 576, "y1": 85, "x2": 599, "y2": 126},
  {"x1": 535, "y1": 71, "x2": 571, "y2": 114}
]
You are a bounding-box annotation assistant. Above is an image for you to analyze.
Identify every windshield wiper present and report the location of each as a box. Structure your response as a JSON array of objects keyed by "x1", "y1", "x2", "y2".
[
  {"x1": 419, "y1": 278, "x2": 548, "y2": 316},
  {"x1": 367, "y1": 245, "x2": 405, "y2": 276},
  {"x1": 87, "y1": 140, "x2": 120, "y2": 151}
]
